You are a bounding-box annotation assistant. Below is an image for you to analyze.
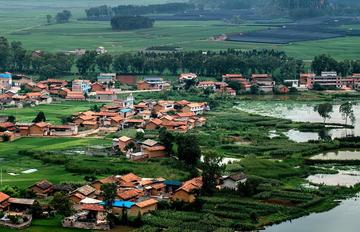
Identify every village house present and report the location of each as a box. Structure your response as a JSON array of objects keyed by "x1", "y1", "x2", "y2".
[
  {"x1": 274, "y1": 85, "x2": 289, "y2": 94},
  {"x1": 118, "y1": 136, "x2": 134, "y2": 152},
  {"x1": 153, "y1": 100, "x2": 175, "y2": 113},
  {"x1": 70, "y1": 185, "x2": 97, "y2": 204},
  {"x1": 117, "y1": 189, "x2": 142, "y2": 202},
  {"x1": 62, "y1": 204, "x2": 109, "y2": 230},
  {"x1": 137, "y1": 77, "x2": 170, "y2": 91},
  {"x1": 0, "y1": 73, "x2": 12, "y2": 90},
  {"x1": 179, "y1": 73, "x2": 198, "y2": 83},
  {"x1": 0, "y1": 192, "x2": 10, "y2": 211},
  {"x1": 96, "y1": 46, "x2": 107, "y2": 55},
  {"x1": 0, "y1": 122, "x2": 16, "y2": 131},
  {"x1": 221, "y1": 172, "x2": 247, "y2": 190},
  {"x1": 72, "y1": 79, "x2": 91, "y2": 93},
  {"x1": 145, "y1": 118, "x2": 162, "y2": 130},
  {"x1": 97, "y1": 73, "x2": 116, "y2": 84},
  {"x1": 29, "y1": 122, "x2": 50, "y2": 136},
  {"x1": 65, "y1": 91, "x2": 85, "y2": 101},
  {"x1": 29, "y1": 180, "x2": 54, "y2": 198},
  {"x1": 222, "y1": 74, "x2": 251, "y2": 91},
  {"x1": 172, "y1": 177, "x2": 203, "y2": 203},
  {"x1": 129, "y1": 199, "x2": 158, "y2": 216},
  {"x1": 182, "y1": 102, "x2": 206, "y2": 115},
  {"x1": 95, "y1": 90, "x2": 117, "y2": 101},
  {"x1": 8, "y1": 198, "x2": 36, "y2": 212},
  {"x1": 92, "y1": 176, "x2": 118, "y2": 191},
  {"x1": 252, "y1": 74, "x2": 275, "y2": 93},
  {"x1": 12, "y1": 74, "x2": 33, "y2": 87},
  {"x1": 141, "y1": 139, "x2": 167, "y2": 159},
  {"x1": 49, "y1": 124, "x2": 78, "y2": 136},
  {"x1": 91, "y1": 82, "x2": 106, "y2": 92}
]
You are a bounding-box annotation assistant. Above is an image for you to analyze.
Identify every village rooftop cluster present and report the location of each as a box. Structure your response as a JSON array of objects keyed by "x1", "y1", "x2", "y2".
[{"x1": 0, "y1": 171, "x2": 246, "y2": 230}]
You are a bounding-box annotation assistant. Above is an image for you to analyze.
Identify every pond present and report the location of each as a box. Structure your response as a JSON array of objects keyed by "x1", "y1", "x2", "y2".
[
  {"x1": 235, "y1": 101, "x2": 360, "y2": 140},
  {"x1": 310, "y1": 149, "x2": 360, "y2": 160},
  {"x1": 306, "y1": 170, "x2": 360, "y2": 187},
  {"x1": 264, "y1": 194, "x2": 360, "y2": 232}
]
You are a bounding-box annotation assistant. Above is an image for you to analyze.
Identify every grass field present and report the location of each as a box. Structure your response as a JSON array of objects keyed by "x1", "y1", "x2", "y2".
[
  {"x1": 0, "y1": 137, "x2": 110, "y2": 188},
  {"x1": 0, "y1": 101, "x2": 93, "y2": 124}
]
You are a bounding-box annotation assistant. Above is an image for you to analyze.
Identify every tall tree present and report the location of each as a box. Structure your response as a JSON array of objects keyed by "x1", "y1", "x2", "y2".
[
  {"x1": 0, "y1": 37, "x2": 10, "y2": 71},
  {"x1": 100, "y1": 183, "x2": 117, "y2": 211},
  {"x1": 339, "y1": 102, "x2": 355, "y2": 125},
  {"x1": 50, "y1": 192, "x2": 73, "y2": 216},
  {"x1": 76, "y1": 51, "x2": 97, "y2": 75},
  {"x1": 201, "y1": 151, "x2": 224, "y2": 196},
  {"x1": 314, "y1": 103, "x2": 333, "y2": 124},
  {"x1": 33, "y1": 111, "x2": 46, "y2": 123},
  {"x1": 96, "y1": 53, "x2": 113, "y2": 72},
  {"x1": 176, "y1": 134, "x2": 201, "y2": 166}
]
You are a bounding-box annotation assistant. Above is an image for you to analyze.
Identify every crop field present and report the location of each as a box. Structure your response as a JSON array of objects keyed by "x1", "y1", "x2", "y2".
[
  {"x1": 0, "y1": 101, "x2": 93, "y2": 124},
  {"x1": 0, "y1": 137, "x2": 110, "y2": 188},
  {"x1": 0, "y1": 0, "x2": 360, "y2": 60}
]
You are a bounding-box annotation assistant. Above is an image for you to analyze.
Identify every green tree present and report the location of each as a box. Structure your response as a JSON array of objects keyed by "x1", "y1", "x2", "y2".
[
  {"x1": 46, "y1": 15, "x2": 52, "y2": 24},
  {"x1": 339, "y1": 102, "x2": 355, "y2": 125},
  {"x1": 101, "y1": 183, "x2": 117, "y2": 210},
  {"x1": 76, "y1": 51, "x2": 97, "y2": 75},
  {"x1": 250, "y1": 85, "x2": 259, "y2": 95},
  {"x1": 201, "y1": 151, "x2": 224, "y2": 196},
  {"x1": 176, "y1": 134, "x2": 201, "y2": 166},
  {"x1": 96, "y1": 53, "x2": 113, "y2": 72},
  {"x1": 314, "y1": 103, "x2": 333, "y2": 123},
  {"x1": 50, "y1": 192, "x2": 73, "y2": 216},
  {"x1": 159, "y1": 127, "x2": 174, "y2": 154},
  {"x1": 311, "y1": 54, "x2": 338, "y2": 75},
  {"x1": 0, "y1": 37, "x2": 10, "y2": 71},
  {"x1": 33, "y1": 111, "x2": 46, "y2": 123}
]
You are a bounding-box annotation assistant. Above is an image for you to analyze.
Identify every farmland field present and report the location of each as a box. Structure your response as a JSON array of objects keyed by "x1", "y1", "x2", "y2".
[
  {"x1": 0, "y1": 101, "x2": 93, "y2": 124},
  {"x1": 0, "y1": 0, "x2": 360, "y2": 60}
]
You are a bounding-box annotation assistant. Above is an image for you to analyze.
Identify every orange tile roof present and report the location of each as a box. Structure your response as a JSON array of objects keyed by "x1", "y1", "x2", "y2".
[
  {"x1": 151, "y1": 183, "x2": 166, "y2": 190},
  {"x1": 176, "y1": 112, "x2": 195, "y2": 117},
  {"x1": 177, "y1": 177, "x2": 203, "y2": 193},
  {"x1": 144, "y1": 146, "x2": 166, "y2": 152},
  {"x1": 81, "y1": 204, "x2": 105, "y2": 212},
  {"x1": 135, "y1": 199, "x2": 157, "y2": 208},
  {"x1": 176, "y1": 100, "x2": 190, "y2": 106},
  {"x1": 120, "y1": 173, "x2": 141, "y2": 183},
  {"x1": 0, "y1": 192, "x2": 10, "y2": 203},
  {"x1": 150, "y1": 118, "x2": 162, "y2": 126},
  {"x1": 34, "y1": 122, "x2": 49, "y2": 128},
  {"x1": 117, "y1": 189, "x2": 141, "y2": 200}
]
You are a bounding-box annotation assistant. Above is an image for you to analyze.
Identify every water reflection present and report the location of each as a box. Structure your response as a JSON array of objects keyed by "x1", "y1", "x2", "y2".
[{"x1": 264, "y1": 194, "x2": 360, "y2": 232}]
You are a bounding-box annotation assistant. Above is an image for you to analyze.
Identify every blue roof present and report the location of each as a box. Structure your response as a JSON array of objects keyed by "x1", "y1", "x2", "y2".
[
  {"x1": 164, "y1": 180, "x2": 182, "y2": 186},
  {"x1": 100, "y1": 200, "x2": 135, "y2": 209},
  {"x1": 120, "y1": 108, "x2": 132, "y2": 113},
  {"x1": 0, "y1": 73, "x2": 11, "y2": 79}
]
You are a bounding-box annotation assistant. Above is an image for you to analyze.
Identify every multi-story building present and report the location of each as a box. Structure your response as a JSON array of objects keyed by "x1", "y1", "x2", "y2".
[
  {"x1": 252, "y1": 74, "x2": 275, "y2": 93},
  {"x1": 0, "y1": 73, "x2": 12, "y2": 90},
  {"x1": 97, "y1": 73, "x2": 116, "y2": 84},
  {"x1": 72, "y1": 79, "x2": 91, "y2": 94}
]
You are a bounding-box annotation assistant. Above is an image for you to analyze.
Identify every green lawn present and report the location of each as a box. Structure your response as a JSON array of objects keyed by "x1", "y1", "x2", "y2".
[{"x1": 1, "y1": 101, "x2": 92, "y2": 124}]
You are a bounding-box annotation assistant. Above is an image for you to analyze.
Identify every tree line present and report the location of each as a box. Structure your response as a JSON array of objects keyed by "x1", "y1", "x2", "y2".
[
  {"x1": 0, "y1": 37, "x2": 74, "y2": 78},
  {"x1": 311, "y1": 54, "x2": 360, "y2": 76},
  {"x1": 85, "y1": 3, "x2": 192, "y2": 20},
  {"x1": 2, "y1": 35, "x2": 359, "y2": 82},
  {"x1": 110, "y1": 16, "x2": 154, "y2": 31}
]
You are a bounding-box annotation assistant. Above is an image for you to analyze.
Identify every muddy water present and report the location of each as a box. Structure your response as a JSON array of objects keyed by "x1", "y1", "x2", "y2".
[
  {"x1": 236, "y1": 101, "x2": 360, "y2": 141},
  {"x1": 310, "y1": 149, "x2": 360, "y2": 160}
]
